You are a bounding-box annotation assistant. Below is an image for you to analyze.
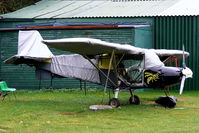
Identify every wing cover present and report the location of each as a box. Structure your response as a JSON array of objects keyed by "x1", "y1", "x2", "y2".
[
  {"x1": 51, "y1": 54, "x2": 100, "y2": 83},
  {"x1": 43, "y1": 37, "x2": 189, "y2": 69},
  {"x1": 42, "y1": 38, "x2": 144, "y2": 56},
  {"x1": 43, "y1": 38, "x2": 189, "y2": 58},
  {"x1": 5, "y1": 30, "x2": 54, "y2": 64},
  {"x1": 152, "y1": 49, "x2": 189, "y2": 63},
  {"x1": 152, "y1": 49, "x2": 189, "y2": 58}
]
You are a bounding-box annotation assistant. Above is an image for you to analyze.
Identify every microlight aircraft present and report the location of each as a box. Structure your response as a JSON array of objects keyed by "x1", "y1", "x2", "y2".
[{"x1": 5, "y1": 31, "x2": 193, "y2": 108}]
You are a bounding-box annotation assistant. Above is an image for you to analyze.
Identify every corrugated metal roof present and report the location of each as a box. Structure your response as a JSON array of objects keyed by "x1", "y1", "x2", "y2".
[
  {"x1": 1, "y1": 0, "x2": 199, "y2": 19},
  {"x1": 159, "y1": 0, "x2": 199, "y2": 16}
]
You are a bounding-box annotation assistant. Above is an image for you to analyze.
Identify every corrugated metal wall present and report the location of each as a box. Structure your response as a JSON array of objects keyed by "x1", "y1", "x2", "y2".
[{"x1": 154, "y1": 16, "x2": 199, "y2": 90}]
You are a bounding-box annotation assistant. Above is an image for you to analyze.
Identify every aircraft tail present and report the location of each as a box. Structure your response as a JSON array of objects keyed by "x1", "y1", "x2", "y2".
[{"x1": 5, "y1": 30, "x2": 53, "y2": 64}]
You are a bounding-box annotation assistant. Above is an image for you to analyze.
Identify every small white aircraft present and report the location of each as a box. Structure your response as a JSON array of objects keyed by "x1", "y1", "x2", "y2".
[{"x1": 5, "y1": 31, "x2": 193, "y2": 108}]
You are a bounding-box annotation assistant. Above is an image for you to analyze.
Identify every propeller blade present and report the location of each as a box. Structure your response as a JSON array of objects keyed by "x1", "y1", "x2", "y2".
[
  {"x1": 182, "y1": 44, "x2": 186, "y2": 68},
  {"x1": 179, "y1": 75, "x2": 186, "y2": 95},
  {"x1": 179, "y1": 45, "x2": 193, "y2": 95}
]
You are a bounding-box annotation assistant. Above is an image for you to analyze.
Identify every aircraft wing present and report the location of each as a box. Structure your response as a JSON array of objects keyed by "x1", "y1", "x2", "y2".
[
  {"x1": 43, "y1": 37, "x2": 189, "y2": 63},
  {"x1": 42, "y1": 38, "x2": 145, "y2": 57},
  {"x1": 151, "y1": 49, "x2": 189, "y2": 62},
  {"x1": 153, "y1": 49, "x2": 189, "y2": 57}
]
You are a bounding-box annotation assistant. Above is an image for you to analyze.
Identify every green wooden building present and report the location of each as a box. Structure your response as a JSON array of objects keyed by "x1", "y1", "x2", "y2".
[{"x1": 0, "y1": 0, "x2": 198, "y2": 91}]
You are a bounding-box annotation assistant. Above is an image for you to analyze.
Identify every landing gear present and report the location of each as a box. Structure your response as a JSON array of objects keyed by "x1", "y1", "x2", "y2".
[
  {"x1": 108, "y1": 88, "x2": 141, "y2": 107},
  {"x1": 129, "y1": 95, "x2": 140, "y2": 105},
  {"x1": 164, "y1": 87, "x2": 170, "y2": 96},
  {"x1": 129, "y1": 89, "x2": 140, "y2": 105},
  {"x1": 155, "y1": 87, "x2": 177, "y2": 108},
  {"x1": 109, "y1": 88, "x2": 121, "y2": 107},
  {"x1": 109, "y1": 98, "x2": 120, "y2": 107}
]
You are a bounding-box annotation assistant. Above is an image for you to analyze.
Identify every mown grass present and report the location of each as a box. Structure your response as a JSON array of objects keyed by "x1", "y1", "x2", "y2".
[{"x1": 0, "y1": 89, "x2": 199, "y2": 133}]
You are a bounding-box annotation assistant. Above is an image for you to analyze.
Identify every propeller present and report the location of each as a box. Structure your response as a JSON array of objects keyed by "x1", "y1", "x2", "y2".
[
  {"x1": 179, "y1": 45, "x2": 193, "y2": 95},
  {"x1": 182, "y1": 45, "x2": 186, "y2": 68}
]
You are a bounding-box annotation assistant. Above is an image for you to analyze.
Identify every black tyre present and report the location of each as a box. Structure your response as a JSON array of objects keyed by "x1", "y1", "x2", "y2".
[
  {"x1": 129, "y1": 95, "x2": 140, "y2": 105},
  {"x1": 109, "y1": 98, "x2": 120, "y2": 108}
]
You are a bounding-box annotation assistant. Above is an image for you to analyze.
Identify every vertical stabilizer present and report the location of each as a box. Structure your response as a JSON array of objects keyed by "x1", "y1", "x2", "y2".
[{"x1": 18, "y1": 30, "x2": 53, "y2": 59}]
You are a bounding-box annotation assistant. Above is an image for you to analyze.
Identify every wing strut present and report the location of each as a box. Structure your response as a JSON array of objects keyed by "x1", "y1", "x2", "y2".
[
  {"x1": 84, "y1": 50, "x2": 122, "y2": 104},
  {"x1": 84, "y1": 50, "x2": 120, "y2": 104},
  {"x1": 102, "y1": 50, "x2": 119, "y2": 103},
  {"x1": 83, "y1": 55, "x2": 117, "y2": 87},
  {"x1": 104, "y1": 50, "x2": 119, "y2": 93},
  {"x1": 116, "y1": 53, "x2": 125, "y2": 67}
]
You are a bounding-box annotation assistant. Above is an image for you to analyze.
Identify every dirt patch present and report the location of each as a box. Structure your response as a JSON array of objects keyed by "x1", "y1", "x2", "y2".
[
  {"x1": 177, "y1": 97, "x2": 192, "y2": 101},
  {"x1": 61, "y1": 112, "x2": 77, "y2": 116},
  {"x1": 144, "y1": 101, "x2": 155, "y2": 105},
  {"x1": 64, "y1": 122, "x2": 81, "y2": 125}
]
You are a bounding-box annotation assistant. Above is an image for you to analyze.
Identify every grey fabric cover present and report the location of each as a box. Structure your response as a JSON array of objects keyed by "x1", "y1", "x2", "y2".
[
  {"x1": 51, "y1": 54, "x2": 100, "y2": 84},
  {"x1": 5, "y1": 30, "x2": 53, "y2": 64},
  {"x1": 43, "y1": 37, "x2": 189, "y2": 70}
]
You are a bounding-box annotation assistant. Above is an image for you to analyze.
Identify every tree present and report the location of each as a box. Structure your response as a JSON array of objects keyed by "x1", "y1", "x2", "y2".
[{"x1": 0, "y1": 0, "x2": 40, "y2": 14}]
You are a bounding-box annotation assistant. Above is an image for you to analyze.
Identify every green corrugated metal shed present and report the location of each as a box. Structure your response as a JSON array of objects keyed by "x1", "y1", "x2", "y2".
[
  {"x1": 0, "y1": 0, "x2": 199, "y2": 91},
  {"x1": 154, "y1": 16, "x2": 199, "y2": 90}
]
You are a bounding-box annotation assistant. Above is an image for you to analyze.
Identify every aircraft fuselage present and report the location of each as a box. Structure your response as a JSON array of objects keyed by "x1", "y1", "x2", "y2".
[{"x1": 144, "y1": 66, "x2": 182, "y2": 88}]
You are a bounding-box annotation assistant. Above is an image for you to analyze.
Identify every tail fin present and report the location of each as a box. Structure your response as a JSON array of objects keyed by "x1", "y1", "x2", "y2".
[
  {"x1": 4, "y1": 30, "x2": 53, "y2": 64},
  {"x1": 18, "y1": 30, "x2": 53, "y2": 59}
]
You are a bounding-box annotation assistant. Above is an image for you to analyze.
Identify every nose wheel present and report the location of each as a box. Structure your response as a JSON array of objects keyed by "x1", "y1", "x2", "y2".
[
  {"x1": 129, "y1": 89, "x2": 140, "y2": 105},
  {"x1": 129, "y1": 95, "x2": 140, "y2": 105},
  {"x1": 109, "y1": 98, "x2": 120, "y2": 108}
]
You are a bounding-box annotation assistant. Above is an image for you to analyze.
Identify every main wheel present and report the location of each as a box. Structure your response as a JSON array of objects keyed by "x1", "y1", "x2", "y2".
[
  {"x1": 129, "y1": 95, "x2": 140, "y2": 105},
  {"x1": 109, "y1": 98, "x2": 120, "y2": 108}
]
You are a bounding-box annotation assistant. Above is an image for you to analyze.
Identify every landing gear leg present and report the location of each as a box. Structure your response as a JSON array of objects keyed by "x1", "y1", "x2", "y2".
[
  {"x1": 155, "y1": 87, "x2": 177, "y2": 108},
  {"x1": 129, "y1": 89, "x2": 140, "y2": 105},
  {"x1": 164, "y1": 87, "x2": 170, "y2": 96},
  {"x1": 109, "y1": 88, "x2": 120, "y2": 107}
]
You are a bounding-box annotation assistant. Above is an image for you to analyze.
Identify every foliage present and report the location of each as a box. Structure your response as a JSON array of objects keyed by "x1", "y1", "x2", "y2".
[
  {"x1": 0, "y1": 0, "x2": 40, "y2": 14},
  {"x1": 0, "y1": 89, "x2": 199, "y2": 133}
]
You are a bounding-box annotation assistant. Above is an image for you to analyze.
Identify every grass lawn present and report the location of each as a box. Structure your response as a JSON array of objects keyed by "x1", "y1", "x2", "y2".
[{"x1": 0, "y1": 89, "x2": 199, "y2": 133}]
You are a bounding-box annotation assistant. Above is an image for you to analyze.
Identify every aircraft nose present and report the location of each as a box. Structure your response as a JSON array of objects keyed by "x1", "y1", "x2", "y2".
[
  {"x1": 182, "y1": 67, "x2": 193, "y2": 78},
  {"x1": 179, "y1": 67, "x2": 193, "y2": 95}
]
